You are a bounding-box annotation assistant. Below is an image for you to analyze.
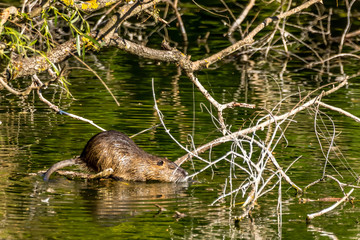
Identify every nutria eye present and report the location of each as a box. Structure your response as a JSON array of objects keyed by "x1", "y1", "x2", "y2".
[{"x1": 157, "y1": 160, "x2": 164, "y2": 166}]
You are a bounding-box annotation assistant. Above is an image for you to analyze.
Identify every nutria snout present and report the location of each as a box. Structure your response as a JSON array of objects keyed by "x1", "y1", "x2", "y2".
[{"x1": 44, "y1": 130, "x2": 188, "y2": 182}]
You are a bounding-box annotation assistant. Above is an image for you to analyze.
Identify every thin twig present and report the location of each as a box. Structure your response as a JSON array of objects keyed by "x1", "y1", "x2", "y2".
[
  {"x1": 176, "y1": 80, "x2": 348, "y2": 165},
  {"x1": 227, "y1": 0, "x2": 256, "y2": 36}
]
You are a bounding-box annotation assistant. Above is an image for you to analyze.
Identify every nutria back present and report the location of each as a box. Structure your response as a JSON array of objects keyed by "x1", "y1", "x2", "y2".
[{"x1": 80, "y1": 130, "x2": 188, "y2": 182}]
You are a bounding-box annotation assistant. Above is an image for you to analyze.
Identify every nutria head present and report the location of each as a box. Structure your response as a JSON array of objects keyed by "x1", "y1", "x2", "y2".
[
  {"x1": 140, "y1": 155, "x2": 188, "y2": 182},
  {"x1": 80, "y1": 130, "x2": 188, "y2": 182}
]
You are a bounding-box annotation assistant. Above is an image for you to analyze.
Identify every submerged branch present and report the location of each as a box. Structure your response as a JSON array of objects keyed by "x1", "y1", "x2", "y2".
[
  {"x1": 306, "y1": 188, "x2": 354, "y2": 222},
  {"x1": 37, "y1": 168, "x2": 114, "y2": 180}
]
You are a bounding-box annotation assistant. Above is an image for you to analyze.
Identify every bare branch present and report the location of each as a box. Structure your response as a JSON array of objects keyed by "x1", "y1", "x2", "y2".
[
  {"x1": 37, "y1": 86, "x2": 106, "y2": 131},
  {"x1": 193, "y1": 0, "x2": 323, "y2": 70},
  {"x1": 175, "y1": 79, "x2": 348, "y2": 165},
  {"x1": 306, "y1": 188, "x2": 354, "y2": 222},
  {"x1": 227, "y1": 0, "x2": 256, "y2": 36},
  {"x1": 316, "y1": 101, "x2": 360, "y2": 122}
]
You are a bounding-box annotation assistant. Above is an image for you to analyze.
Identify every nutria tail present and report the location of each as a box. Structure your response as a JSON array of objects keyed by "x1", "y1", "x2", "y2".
[{"x1": 43, "y1": 157, "x2": 82, "y2": 181}]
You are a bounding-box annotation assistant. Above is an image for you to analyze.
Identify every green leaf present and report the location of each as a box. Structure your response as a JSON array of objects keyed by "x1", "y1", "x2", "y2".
[
  {"x1": 70, "y1": 15, "x2": 80, "y2": 24},
  {"x1": 29, "y1": 40, "x2": 37, "y2": 46},
  {"x1": 76, "y1": 34, "x2": 81, "y2": 56}
]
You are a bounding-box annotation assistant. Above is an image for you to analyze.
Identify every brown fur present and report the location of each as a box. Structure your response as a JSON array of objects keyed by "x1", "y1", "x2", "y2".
[{"x1": 44, "y1": 130, "x2": 188, "y2": 182}]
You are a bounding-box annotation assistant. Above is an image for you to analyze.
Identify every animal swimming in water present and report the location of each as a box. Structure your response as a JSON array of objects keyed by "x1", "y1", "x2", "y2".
[{"x1": 43, "y1": 130, "x2": 188, "y2": 182}]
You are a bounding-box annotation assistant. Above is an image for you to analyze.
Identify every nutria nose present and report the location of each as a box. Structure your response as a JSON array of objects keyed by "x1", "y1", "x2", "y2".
[
  {"x1": 181, "y1": 168, "x2": 188, "y2": 176},
  {"x1": 171, "y1": 162, "x2": 187, "y2": 173}
]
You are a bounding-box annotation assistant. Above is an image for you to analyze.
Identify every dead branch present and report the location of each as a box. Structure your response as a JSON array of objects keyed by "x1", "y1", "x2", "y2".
[
  {"x1": 175, "y1": 79, "x2": 349, "y2": 165},
  {"x1": 166, "y1": 0, "x2": 188, "y2": 42},
  {"x1": 339, "y1": 0, "x2": 357, "y2": 53},
  {"x1": 306, "y1": 188, "x2": 354, "y2": 222},
  {"x1": 1, "y1": 0, "x2": 326, "y2": 137},
  {"x1": 9, "y1": 39, "x2": 76, "y2": 80},
  {"x1": 304, "y1": 175, "x2": 360, "y2": 194},
  {"x1": 192, "y1": 0, "x2": 323, "y2": 71},
  {"x1": 0, "y1": 0, "x2": 358, "y2": 232},
  {"x1": 227, "y1": 0, "x2": 256, "y2": 36},
  {"x1": 37, "y1": 87, "x2": 106, "y2": 131},
  {"x1": 316, "y1": 101, "x2": 360, "y2": 123},
  {"x1": 5, "y1": 0, "x2": 162, "y2": 81}
]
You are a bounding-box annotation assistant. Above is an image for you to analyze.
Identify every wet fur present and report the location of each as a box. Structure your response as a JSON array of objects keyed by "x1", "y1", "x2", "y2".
[{"x1": 44, "y1": 130, "x2": 188, "y2": 182}]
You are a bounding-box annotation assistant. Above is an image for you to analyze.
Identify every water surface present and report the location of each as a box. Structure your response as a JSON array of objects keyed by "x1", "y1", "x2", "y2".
[{"x1": 1, "y1": 1, "x2": 360, "y2": 239}]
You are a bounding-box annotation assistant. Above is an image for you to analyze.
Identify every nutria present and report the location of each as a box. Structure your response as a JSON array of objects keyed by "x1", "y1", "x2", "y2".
[{"x1": 43, "y1": 130, "x2": 188, "y2": 182}]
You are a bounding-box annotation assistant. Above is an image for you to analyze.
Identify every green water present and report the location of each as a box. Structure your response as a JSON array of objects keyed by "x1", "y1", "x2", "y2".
[
  {"x1": 1, "y1": 1, "x2": 360, "y2": 239},
  {"x1": 1, "y1": 51, "x2": 359, "y2": 239}
]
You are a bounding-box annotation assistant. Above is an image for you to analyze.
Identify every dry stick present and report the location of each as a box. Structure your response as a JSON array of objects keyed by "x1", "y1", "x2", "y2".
[
  {"x1": 0, "y1": 73, "x2": 108, "y2": 130},
  {"x1": 313, "y1": 102, "x2": 337, "y2": 179},
  {"x1": 280, "y1": 81, "x2": 349, "y2": 145},
  {"x1": 151, "y1": 78, "x2": 211, "y2": 167},
  {"x1": 316, "y1": 4, "x2": 328, "y2": 46},
  {"x1": 175, "y1": 79, "x2": 348, "y2": 165},
  {"x1": 191, "y1": 0, "x2": 229, "y2": 20},
  {"x1": 158, "y1": 41, "x2": 255, "y2": 133},
  {"x1": 339, "y1": 0, "x2": 357, "y2": 53},
  {"x1": 246, "y1": 134, "x2": 302, "y2": 193},
  {"x1": 184, "y1": 106, "x2": 301, "y2": 197},
  {"x1": 186, "y1": 72, "x2": 255, "y2": 134},
  {"x1": 306, "y1": 188, "x2": 354, "y2": 222},
  {"x1": 192, "y1": 0, "x2": 323, "y2": 70},
  {"x1": 235, "y1": 171, "x2": 285, "y2": 220},
  {"x1": 256, "y1": 156, "x2": 303, "y2": 201},
  {"x1": 306, "y1": 53, "x2": 360, "y2": 68},
  {"x1": 235, "y1": 116, "x2": 304, "y2": 210},
  {"x1": 69, "y1": 58, "x2": 120, "y2": 106},
  {"x1": 37, "y1": 88, "x2": 106, "y2": 131},
  {"x1": 233, "y1": 147, "x2": 295, "y2": 218},
  {"x1": 324, "y1": 175, "x2": 360, "y2": 190},
  {"x1": 227, "y1": 0, "x2": 256, "y2": 36},
  {"x1": 282, "y1": 29, "x2": 323, "y2": 62},
  {"x1": 220, "y1": 0, "x2": 236, "y2": 22},
  {"x1": 130, "y1": 123, "x2": 162, "y2": 138},
  {"x1": 93, "y1": 0, "x2": 124, "y2": 31},
  {"x1": 316, "y1": 101, "x2": 360, "y2": 123},
  {"x1": 304, "y1": 178, "x2": 323, "y2": 192},
  {"x1": 343, "y1": 29, "x2": 360, "y2": 39},
  {"x1": 169, "y1": 0, "x2": 188, "y2": 42},
  {"x1": 305, "y1": 175, "x2": 360, "y2": 193},
  {"x1": 0, "y1": 76, "x2": 36, "y2": 96}
]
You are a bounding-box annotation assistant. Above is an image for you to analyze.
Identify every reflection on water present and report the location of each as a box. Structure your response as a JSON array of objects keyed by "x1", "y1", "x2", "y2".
[
  {"x1": 1, "y1": 57, "x2": 360, "y2": 239},
  {"x1": 1, "y1": 10, "x2": 360, "y2": 240},
  {"x1": 1, "y1": 55, "x2": 360, "y2": 239},
  {"x1": 79, "y1": 181, "x2": 189, "y2": 223}
]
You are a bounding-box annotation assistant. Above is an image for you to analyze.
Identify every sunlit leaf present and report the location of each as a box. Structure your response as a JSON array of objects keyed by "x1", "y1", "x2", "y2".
[{"x1": 76, "y1": 34, "x2": 81, "y2": 56}]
